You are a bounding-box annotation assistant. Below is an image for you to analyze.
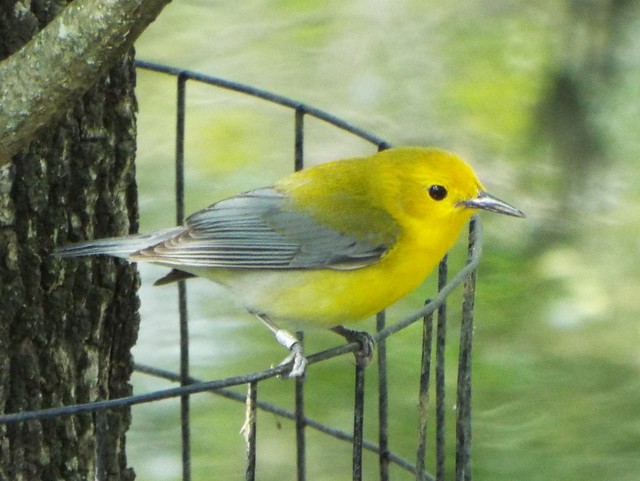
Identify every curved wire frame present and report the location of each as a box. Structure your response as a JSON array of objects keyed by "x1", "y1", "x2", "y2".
[{"x1": 0, "y1": 60, "x2": 481, "y2": 481}]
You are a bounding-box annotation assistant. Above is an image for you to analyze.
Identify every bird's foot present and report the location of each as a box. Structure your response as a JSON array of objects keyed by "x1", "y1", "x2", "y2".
[
  {"x1": 254, "y1": 313, "x2": 308, "y2": 378},
  {"x1": 277, "y1": 340, "x2": 307, "y2": 379},
  {"x1": 331, "y1": 325, "x2": 376, "y2": 368}
]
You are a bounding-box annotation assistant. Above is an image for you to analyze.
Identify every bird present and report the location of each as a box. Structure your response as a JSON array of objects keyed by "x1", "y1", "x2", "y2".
[{"x1": 56, "y1": 146, "x2": 525, "y2": 377}]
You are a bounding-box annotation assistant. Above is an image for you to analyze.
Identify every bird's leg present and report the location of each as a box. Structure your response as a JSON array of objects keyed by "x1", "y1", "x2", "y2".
[
  {"x1": 330, "y1": 325, "x2": 376, "y2": 368},
  {"x1": 254, "y1": 313, "x2": 307, "y2": 378}
]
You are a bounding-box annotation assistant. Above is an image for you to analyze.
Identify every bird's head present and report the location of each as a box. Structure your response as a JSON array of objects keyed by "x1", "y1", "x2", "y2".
[{"x1": 378, "y1": 147, "x2": 525, "y2": 225}]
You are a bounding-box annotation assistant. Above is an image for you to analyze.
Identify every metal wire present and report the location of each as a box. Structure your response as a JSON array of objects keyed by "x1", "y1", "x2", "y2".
[
  {"x1": 377, "y1": 310, "x2": 390, "y2": 481},
  {"x1": 176, "y1": 70, "x2": 191, "y2": 481},
  {"x1": 352, "y1": 361, "x2": 367, "y2": 481},
  {"x1": 133, "y1": 363, "x2": 420, "y2": 473},
  {"x1": 295, "y1": 330, "x2": 306, "y2": 481},
  {"x1": 436, "y1": 256, "x2": 448, "y2": 480},
  {"x1": 0, "y1": 61, "x2": 483, "y2": 481},
  {"x1": 456, "y1": 217, "x2": 480, "y2": 481}
]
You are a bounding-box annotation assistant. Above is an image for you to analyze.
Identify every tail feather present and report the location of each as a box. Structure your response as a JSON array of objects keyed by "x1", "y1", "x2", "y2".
[{"x1": 55, "y1": 227, "x2": 184, "y2": 259}]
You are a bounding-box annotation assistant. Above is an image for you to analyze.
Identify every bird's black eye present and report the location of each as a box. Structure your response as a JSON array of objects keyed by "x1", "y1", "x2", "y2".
[{"x1": 428, "y1": 185, "x2": 447, "y2": 201}]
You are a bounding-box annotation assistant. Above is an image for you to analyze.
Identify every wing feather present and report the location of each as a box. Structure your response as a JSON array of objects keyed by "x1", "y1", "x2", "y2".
[{"x1": 131, "y1": 187, "x2": 397, "y2": 270}]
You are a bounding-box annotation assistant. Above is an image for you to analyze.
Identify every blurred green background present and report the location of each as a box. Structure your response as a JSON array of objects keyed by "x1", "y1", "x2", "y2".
[{"x1": 126, "y1": 1, "x2": 640, "y2": 480}]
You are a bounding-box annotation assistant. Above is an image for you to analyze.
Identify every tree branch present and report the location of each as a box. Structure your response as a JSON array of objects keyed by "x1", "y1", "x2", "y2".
[{"x1": 0, "y1": 0, "x2": 172, "y2": 166}]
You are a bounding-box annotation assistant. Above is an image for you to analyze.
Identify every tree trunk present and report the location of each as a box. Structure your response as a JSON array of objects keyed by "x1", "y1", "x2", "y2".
[{"x1": 0, "y1": 2, "x2": 140, "y2": 480}]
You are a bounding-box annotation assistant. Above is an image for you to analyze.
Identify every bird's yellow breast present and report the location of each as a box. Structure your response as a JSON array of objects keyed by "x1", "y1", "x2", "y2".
[{"x1": 198, "y1": 216, "x2": 468, "y2": 327}]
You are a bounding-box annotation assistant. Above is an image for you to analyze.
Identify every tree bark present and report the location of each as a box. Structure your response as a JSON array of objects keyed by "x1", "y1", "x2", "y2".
[{"x1": 1, "y1": 2, "x2": 141, "y2": 480}]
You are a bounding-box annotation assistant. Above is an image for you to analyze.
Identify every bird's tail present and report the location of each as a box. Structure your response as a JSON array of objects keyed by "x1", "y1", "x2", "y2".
[{"x1": 55, "y1": 227, "x2": 184, "y2": 259}]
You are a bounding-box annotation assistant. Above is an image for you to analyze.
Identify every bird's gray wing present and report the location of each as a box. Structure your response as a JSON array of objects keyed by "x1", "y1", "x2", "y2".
[{"x1": 131, "y1": 187, "x2": 398, "y2": 270}]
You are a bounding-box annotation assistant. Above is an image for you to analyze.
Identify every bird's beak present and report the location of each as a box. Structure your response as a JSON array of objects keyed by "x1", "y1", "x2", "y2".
[{"x1": 458, "y1": 191, "x2": 525, "y2": 218}]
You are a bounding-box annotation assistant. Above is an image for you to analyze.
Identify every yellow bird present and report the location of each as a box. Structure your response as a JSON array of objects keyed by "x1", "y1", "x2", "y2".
[{"x1": 56, "y1": 147, "x2": 524, "y2": 376}]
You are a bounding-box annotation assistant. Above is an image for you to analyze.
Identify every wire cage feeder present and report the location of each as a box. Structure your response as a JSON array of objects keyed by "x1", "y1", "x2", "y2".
[{"x1": 0, "y1": 61, "x2": 483, "y2": 481}]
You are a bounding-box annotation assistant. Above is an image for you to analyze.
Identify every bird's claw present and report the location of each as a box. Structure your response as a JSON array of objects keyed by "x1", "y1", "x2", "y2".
[
  {"x1": 351, "y1": 331, "x2": 375, "y2": 368},
  {"x1": 331, "y1": 326, "x2": 376, "y2": 368},
  {"x1": 254, "y1": 315, "x2": 307, "y2": 379},
  {"x1": 278, "y1": 341, "x2": 307, "y2": 379}
]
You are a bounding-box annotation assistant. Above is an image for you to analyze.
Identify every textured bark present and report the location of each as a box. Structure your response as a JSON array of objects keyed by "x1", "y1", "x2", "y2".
[{"x1": 0, "y1": 2, "x2": 140, "y2": 480}]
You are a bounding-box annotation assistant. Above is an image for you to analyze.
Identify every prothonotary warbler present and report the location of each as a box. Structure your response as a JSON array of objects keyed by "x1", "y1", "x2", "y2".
[{"x1": 56, "y1": 146, "x2": 525, "y2": 377}]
